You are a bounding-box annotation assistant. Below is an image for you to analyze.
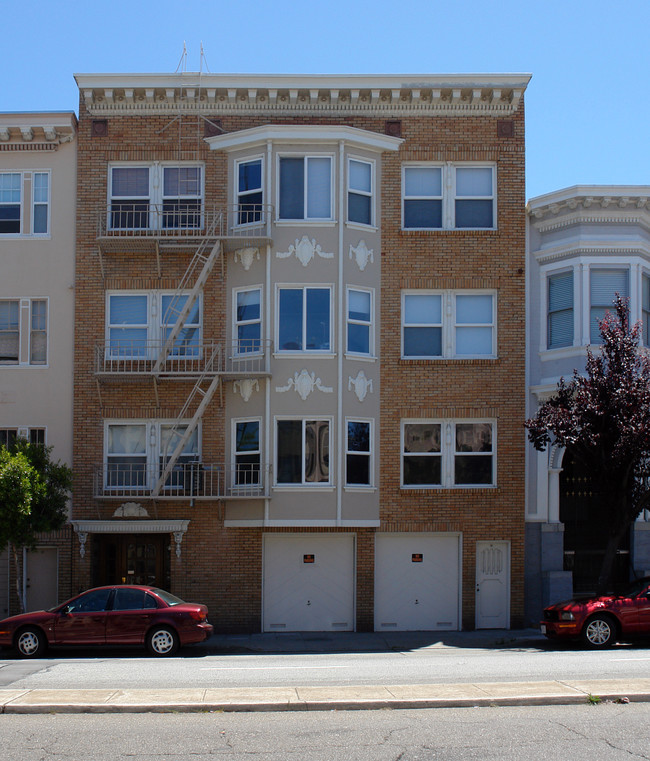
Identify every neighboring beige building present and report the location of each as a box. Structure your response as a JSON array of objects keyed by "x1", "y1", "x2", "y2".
[{"x1": 0, "y1": 112, "x2": 77, "y2": 616}]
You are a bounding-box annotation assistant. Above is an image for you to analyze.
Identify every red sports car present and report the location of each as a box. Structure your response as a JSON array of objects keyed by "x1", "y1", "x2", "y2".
[
  {"x1": 541, "y1": 577, "x2": 650, "y2": 648},
  {"x1": 0, "y1": 585, "x2": 213, "y2": 658}
]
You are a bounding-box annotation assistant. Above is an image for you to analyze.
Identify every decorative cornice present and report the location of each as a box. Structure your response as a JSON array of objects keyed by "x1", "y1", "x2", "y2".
[
  {"x1": 75, "y1": 73, "x2": 529, "y2": 117},
  {"x1": 534, "y1": 243, "x2": 650, "y2": 265},
  {"x1": 0, "y1": 113, "x2": 77, "y2": 147},
  {"x1": 528, "y1": 188, "x2": 650, "y2": 225}
]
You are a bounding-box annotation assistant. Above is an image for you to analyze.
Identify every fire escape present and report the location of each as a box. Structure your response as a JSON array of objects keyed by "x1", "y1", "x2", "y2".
[{"x1": 93, "y1": 110, "x2": 273, "y2": 500}]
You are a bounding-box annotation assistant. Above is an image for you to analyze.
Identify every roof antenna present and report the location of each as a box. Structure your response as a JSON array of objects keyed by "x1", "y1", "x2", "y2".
[
  {"x1": 175, "y1": 42, "x2": 188, "y2": 73},
  {"x1": 200, "y1": 42, "x2": 211, "y2": 74}
]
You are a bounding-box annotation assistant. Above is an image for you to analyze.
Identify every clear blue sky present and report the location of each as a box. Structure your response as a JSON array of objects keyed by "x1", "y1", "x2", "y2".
[{"x1": 4, "y1": 0, "x2": 649, "y2": 200}]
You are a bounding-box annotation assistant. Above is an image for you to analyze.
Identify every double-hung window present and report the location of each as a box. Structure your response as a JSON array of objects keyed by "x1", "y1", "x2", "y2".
[
  {"x1": 547, "y1": 271, "x2": 574, "y2": 349},
  {"x1": 402, "y1": 164, "x2": 495, "y2": 230},
  {"x1": 279, "y1": 156, "x2": 332, "y2": 221},
  {"x1": 107, "y1": 294, "x2": 149, "y2": 357},
  {"x1": 107, "y1": 291, "x2": 201, "y2": 358},
  {"x1": 236, "y1": 158, "x2": 263, "y2": 225},
  {"x1": 278, "y1": 286, "x2": 331, "y2": 352},
  {"x1": 402, "y1": 291, "x2": 495, "y2": 359},
  {"x1": 105, "y1": 421, "x2": 199, "y2": 491},
  {"x1": 0, "y1": 171, "x2": 49, "y2": 235},
  {"x1": 402, "y1": 420, "x2": 495, "y2": 488},
  {"x1": 233, "y1": 419, "x2": 261, "y2": 486},
  {"x1": 347, "y1": 159, "x2": 373, "y2": 226},
  {"x1": 0, "y1": 298, "x2": 48, "y2": 365},
  {"x1": 109, "y1": 164, "x2": 203, "y2": 231},
  {"x1": 346, "y1": 420, "x2": 372, "y2": 487},
  {"x1": 234, "y1": 287, "x2": 262, "y2": 354},
  {"x1": 276, "y1": 419, "x2": 330, "y2": 485},
  {"x1": 590, "y1": 268, "x2": 629, "y2": 343},
  {"x1": 346, "y1": 288, "x2": 372, "y2": 356}
]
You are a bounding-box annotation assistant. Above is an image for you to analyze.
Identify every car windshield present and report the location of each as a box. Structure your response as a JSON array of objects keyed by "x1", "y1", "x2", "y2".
[
  {"x1": 621, "y1": 578, "x2": 650, "y2": 597},
  {"x1": 151, "y1": 588, "x2": 186, "y2": 606}
]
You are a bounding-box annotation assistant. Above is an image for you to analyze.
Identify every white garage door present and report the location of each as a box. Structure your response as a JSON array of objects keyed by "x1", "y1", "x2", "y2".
[
  {"x1": 375, "y1": 533, "x2": 460, "y2": 631},
  {"x1": 263, "y1": 534, "x2": 355, "y2": 632}
]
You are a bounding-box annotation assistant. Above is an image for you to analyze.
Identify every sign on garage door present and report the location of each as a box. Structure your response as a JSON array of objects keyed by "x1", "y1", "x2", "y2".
[
  {"x1": 375, "y1": 533, "x2": 460, "y2": 631},
  {"x1": 263, "y1": 534, "x2": 355, "y2": 632}
]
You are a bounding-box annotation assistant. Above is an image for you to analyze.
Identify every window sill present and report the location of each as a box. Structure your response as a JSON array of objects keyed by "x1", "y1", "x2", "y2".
[
  {"x1": 400, "y1": 228, "x2": 498, "y2": 234},
  {"x1": 399, "y1": 356, "x2": 497, "y2": 364},
  {"x1": 346, "y1": 221, "x2": 378, "y2": 233},
  {"x1": 273, "y1": 485, "x2": 335, "y2": 492},
  {"x1": 343, "y1": 486, "x2": 376, "y2": 493},
  {"x1": 273, "y1": 352, "x2": 336, "y2": 359},
  {"x1": 344, "y1": 352, "x2": 377, "y2": 362},
  {"x1": 400, "y1": 484, "x2": 497, "y2": 491},
  {"x1": 274, "y1": 220, "x2": 337, "y2": 227},
  {"x1": 0, "y1": 234, "x2": 51, "y2": 240}
]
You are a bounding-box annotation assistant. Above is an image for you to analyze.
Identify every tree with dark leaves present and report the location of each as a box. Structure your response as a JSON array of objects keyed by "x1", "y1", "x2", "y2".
[{"x1": 526, "y1": 295, "x2": 650, "y2": 595}]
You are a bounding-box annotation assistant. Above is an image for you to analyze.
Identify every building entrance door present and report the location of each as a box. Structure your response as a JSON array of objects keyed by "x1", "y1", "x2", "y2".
[{"x1": 93, "y1": 534, "x2": 169, "y2": 589}]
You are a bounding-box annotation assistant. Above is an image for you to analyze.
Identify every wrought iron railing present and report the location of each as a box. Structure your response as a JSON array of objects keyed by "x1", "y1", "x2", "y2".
[
  {"x1": 93, "y1": 462, "x2": 271, "y2": 500},
  {"x1": 95, "y1": 339, "x2": 271, "y2": 376},
  {"x1": 97, "y1": 203, "x2": 273, "y2": 240}
]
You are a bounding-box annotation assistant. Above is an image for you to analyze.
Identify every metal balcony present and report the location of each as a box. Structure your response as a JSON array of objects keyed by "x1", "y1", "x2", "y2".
[
  {"x1": 94, "y1": 339, "x2": 272, "y2": 377},
  {"x1": 96, "y1": 203, "x2": 273, "y2": 252},
  {"x1": 93, "y1": 462, "x2": 271, "y2": 500}
]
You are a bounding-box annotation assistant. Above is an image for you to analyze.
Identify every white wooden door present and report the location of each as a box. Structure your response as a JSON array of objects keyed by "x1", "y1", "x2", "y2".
[
  {"x1": 375, "y1": 533, "x2": 460, "y2": 631},
  {"x1": 26, "y1": 547, "x2": 59, "y2": 611},
  {"x1": 475, "y1": 541, "x2": 510, "y2": 629},
  {"x1": 263, "y1": 534, "x2": 355, "y2": 632}
]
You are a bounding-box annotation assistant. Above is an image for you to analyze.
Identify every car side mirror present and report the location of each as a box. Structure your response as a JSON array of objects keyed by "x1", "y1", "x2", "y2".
[{"x1": 60, "y1": 605, "x2": 72, "y2": 616}]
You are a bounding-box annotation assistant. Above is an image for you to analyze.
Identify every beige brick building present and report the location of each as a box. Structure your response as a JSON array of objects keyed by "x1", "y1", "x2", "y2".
[{"x1": 71, "y1": 73, "x2": 529, "y2": 631}]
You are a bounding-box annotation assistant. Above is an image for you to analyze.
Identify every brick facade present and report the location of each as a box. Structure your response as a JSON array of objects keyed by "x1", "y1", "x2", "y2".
[{"x1": 72, "y1": 75, "x2": 528, "y2": 632}]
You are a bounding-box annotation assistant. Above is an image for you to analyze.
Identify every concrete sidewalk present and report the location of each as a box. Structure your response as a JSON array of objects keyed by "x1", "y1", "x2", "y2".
[
  {"x1": 3, "y1": 629, "x2": 649, "y2": 714},
  {"x1": 2, "y1": 679, "x2": 650, "y2": 713}
]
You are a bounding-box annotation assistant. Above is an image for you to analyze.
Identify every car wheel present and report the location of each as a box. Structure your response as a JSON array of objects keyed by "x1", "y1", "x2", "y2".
[
  {"x1": 582, "y1": 615, "x2": 617, "y2": 648},
  {"x1": 146, "y1": 626, "x2": 179, "y2": 657},
  {"x1": 15, "y1": 627, "x2": 47, "y2": 658}
]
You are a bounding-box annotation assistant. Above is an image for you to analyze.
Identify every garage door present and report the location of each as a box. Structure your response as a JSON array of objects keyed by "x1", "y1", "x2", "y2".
[
  {"x1": 263, "y1": 534, "x2": 355, "y2": 632},
  {"x1": 375, "y1": 533, "x2": 460, "y2": 631}
]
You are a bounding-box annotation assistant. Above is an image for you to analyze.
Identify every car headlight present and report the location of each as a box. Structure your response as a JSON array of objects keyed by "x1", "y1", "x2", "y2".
[{"x1": 559, "y1": 611, "x2": 575, "y2": 621}]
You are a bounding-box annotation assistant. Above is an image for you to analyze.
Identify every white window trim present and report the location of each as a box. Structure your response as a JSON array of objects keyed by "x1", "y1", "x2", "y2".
[
  {"x1": 346, "y1": 286, "x2": 374, "y2": 358},
  {"x1": 107, "y1": 161, "x2": 205, "y2": 231},
  {"x1": 232, "y1": 284, "x2": 263, "y2": 355},
  {"x1": 275, "y1": 283, "x2": 334, "y2": 355},
  {"x1": 0, "y1": 170, "x2": 51, "y2": 238},
  {"x1": 401, "y1": 162, "x2": 496, "y2": 231},
  {"x1": 234, "y1": 155, "x2": 264, "y2": 228},
  {"x1": 401, "y1": 290, "x2": 496, "y2": 359},
  {"x1": 344, "y1": 417, "x2": 374, "y2": 489},
  {"x1": 401, "y1": 419, "x2": 497, "y2": 489},
  {"x1": 276, "y1": 152, "x2": 335, "y2": 223},
  {"x1": 104, "y1": 419, "x2": 201, "y2": 490},
  {"x1": 274, "y1": 416, "x2": 333, "y2": 488},
  {"x1": 231, "y1": 416, "x2": 262, "y2": 487},
  {"x1": 539, "y1": 258, "x2": 647, "y2": 356},
  {"x1": 346, "y1": 155, "x2": 375, "y2": 228},
  {"x1": 105, "y1": 290, "x2": 202, "y2": 358},
  {"x1": 0, "y1": 297, "x2": 49, "y2": 367}
]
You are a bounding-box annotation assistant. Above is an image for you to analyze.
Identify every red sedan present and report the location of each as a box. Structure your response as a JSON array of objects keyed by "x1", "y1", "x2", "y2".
[
  {"x1": 541, "y1": 577, "x2": 650, "y2": 648},
  {"x1": 0, "y1": 585, "x2": 213, "y2": 658}
]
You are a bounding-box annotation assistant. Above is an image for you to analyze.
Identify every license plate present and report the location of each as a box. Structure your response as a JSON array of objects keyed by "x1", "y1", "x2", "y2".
[{"x1": 540, "y1": 624, "x2": 546, "y2": 634}]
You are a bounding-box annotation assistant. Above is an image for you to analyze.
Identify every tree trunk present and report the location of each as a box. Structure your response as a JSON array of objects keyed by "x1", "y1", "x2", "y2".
[
  {"x1": 11, "y1": 544, "x2": 26, "y2": 614},
  {"x1": 596, "y1": 523, "x2": 630, "y2": 596}
]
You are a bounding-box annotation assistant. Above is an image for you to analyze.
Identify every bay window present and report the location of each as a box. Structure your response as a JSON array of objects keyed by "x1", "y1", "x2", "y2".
[
  {"x1": 346, "y1": 420, "x2": 372, "y2": 487},
  {"x1": 236, "y1": 158, "x2": 263, "y2": 225},
  {"x1": 348, "y1": 158, "x2": 373, "y2": 226},
  {"x1": 278, "y1": 286, "x2": 331, "y2": 352},
  {"x1": 279, "y1": 156, "x2": 332, "y2": 220},
  {"x1": 276, "y1": 419, "x2": 330, "y2": 485},
  {"x1": 346, "y1": 288, "x2": 372, "y2": 356},
  {"x1": 234, "y1": 287, "x2": 262, "y2": 354}
]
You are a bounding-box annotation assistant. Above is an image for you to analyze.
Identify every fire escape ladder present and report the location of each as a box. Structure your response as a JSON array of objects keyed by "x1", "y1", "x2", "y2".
[
  {"x1": 152, "y1": 229, "x2": 223, "y2": 376},
  {"x1": 151, "y1": 343, "x2": 223, "y2": 497}
]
